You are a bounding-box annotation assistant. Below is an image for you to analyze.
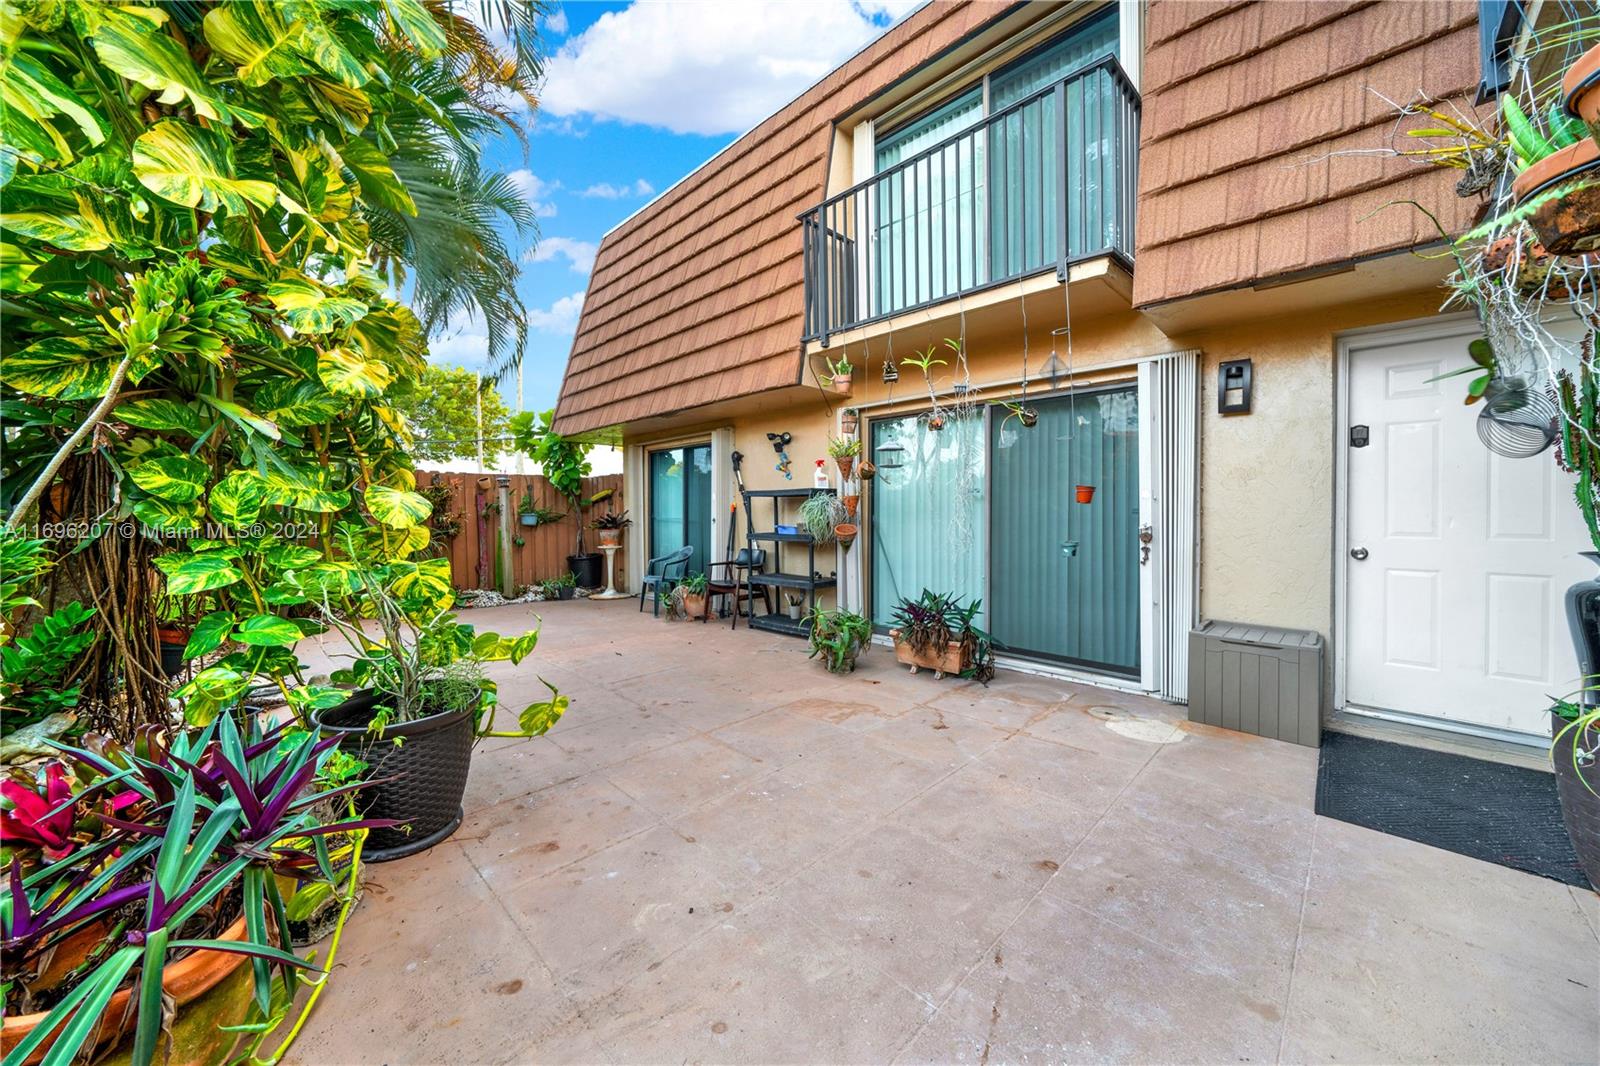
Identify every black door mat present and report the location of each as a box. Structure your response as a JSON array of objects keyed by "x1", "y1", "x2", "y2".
[{"x1": 1315, "y1": 730, "x2": 1590, "y2": 888}]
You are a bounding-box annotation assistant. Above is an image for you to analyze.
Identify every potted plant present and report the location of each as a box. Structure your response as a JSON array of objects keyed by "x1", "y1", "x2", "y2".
[
  {"x1": 0, "y1": 717, "x2": 375, "y2": 1066},
  {"x1": 592, "y1": 508, "x2": 631, "y2": 548},
  {"x1": 540, "y1": 572, "x2": 577, "y2": 601},
  {"x1": 798, "y1": 491, "x2": 847, "y2": 544},
  {"x1": 1001, "y1": 400, "x2": 1039, "y2": 429},
  {"x1": 840, "y1": 407, "x2": 859, "y2": 436},
  {"x1": 156, "y1": 619, "x2": 190, "y2": 677},
  {"x1": 670, "y1": 571, "x2": 709, "y2": 620},
  {"x1": 824, "y1": 354, "x2": 853, "y2": 395},
  {"x1": 827, "y1": 436, "x2": 862, "y2": 481},
  {"x1": 805, "y1": 606, "x2": 871, "y2": 673},
  {"x1": 511, "y1": 409, "x2": 602, "y2": 587},
  {"x1": 785, "y1": 593, "x2": 805, "y2": 621},
  {"x1": 888, "y1": 589, "x2": 995, "y2": 683},
  {"x1": 308, "y1": 564, "x2": 568, "y2": 862},
  {"x1": 1504, "y1": 91, "x2": 1600, "y2": 254}
]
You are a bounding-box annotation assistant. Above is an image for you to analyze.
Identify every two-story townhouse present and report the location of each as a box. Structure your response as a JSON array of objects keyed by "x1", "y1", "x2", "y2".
[{"x1": 551, "y1": 0, "x2": 1589, "y2": 756}]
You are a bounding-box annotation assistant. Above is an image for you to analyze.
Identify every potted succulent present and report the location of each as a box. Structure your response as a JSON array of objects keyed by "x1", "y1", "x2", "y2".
[
  {"x1": 888, "y1": 589, "x2": 996, "y2": 683},
  {"x1": 0, "y1": 718, "x2": 375, "y2": 1066},
  {"x1": 592, "y1": 507, "x2": 631, "y2": 548},
  {"x1": 824, "y1": 354, "x2": 853, "y2": 395},
  {"x1": 827, "y1": 435, "x2": 862, "y2": 481},
  {"x1": 670, "y1": 571, "x2": 709, "y2": 620},
  {"x1": 309, "y1": 563, "x2": 567, "y2": 861},
  {"x1": 805, "y1": 606, "x2": 871, "y2": 673}
]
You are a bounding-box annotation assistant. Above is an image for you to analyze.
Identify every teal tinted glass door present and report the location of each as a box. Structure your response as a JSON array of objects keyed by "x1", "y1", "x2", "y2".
[
  {"x1": 988, "y1": 9, "x2": 1120, "y2": 275},
  {"x1": 874, "y1": 89, "x2": 985, "y2": 316},
  {"x1": 869, "y1": 413, "x2": 987, "y2": 627},
  {"x1": 988, "y1": 387, "x2": 1140, "y2": 674},
  {"x1": 648, "y1": 444, "x2": 712, "y2": 575}
]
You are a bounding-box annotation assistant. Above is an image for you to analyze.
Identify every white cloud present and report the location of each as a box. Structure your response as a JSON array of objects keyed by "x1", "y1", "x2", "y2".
[
  {"x1": 506, "y1": 168, "x2": 559, "y2": 218},
  {"x1": 577, "y1": 178, "x2": 655, "y2": 199},
  {"x1": 545, "y1": 6, "x2": 569, "y2": 35},
  {"x1": 538, "y1": 1, "x2": 920, "y2": 136},
  {"x1": 527, "y1": 291, "x2": 586, "y2": 334},
  {"x1": 525, "y1": 236, "x2": 598, "y2": 274},
  {"x1": 426, "y1": 308, "x2": 492, "y2": 371}
]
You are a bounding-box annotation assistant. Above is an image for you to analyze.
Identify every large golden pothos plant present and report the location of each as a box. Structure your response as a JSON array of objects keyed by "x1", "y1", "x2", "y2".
[{"x1": 0, "y1": 0, "x2": 540, "y2": 736}]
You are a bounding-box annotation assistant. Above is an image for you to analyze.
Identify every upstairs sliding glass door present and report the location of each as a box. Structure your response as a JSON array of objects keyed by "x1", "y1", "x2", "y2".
[{"x1": 648, "y1": 443, "x2": 712, "y2": 576}]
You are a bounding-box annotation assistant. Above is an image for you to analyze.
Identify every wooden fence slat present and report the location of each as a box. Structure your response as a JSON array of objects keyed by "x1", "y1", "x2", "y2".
[{"x1": 416, "y1": 471, "x2": 627, "y2": 593}]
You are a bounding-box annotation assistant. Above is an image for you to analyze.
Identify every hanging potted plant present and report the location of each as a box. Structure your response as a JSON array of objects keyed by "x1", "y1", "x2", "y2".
[
  {"x1": 797, "y1": 491, "x2": 847, "y2": 544},
  {"x1": 1001, "y1": 400, "x2": 1039, "y2": 429},
  {"x1": 840, "y1": 492, "x2": 860, "y2": 518},
  {"x1": 840, "y1": 407, "x2": 859, "y2": 436},
  {"x1": 827, "y1": 435, "x2": 862, "y2": 480},
  {"x1": 824, "y1": 354, "x2": 853, "y2": 395},
  {"x1": 834, "y1": 522, "x2": 858, "y2": 548},
  {"x1": 1505, "y1": 92, "x2": 1600, "y2": 254},
  {"x1": 1076, "y1": 485, "x2": 1096, "y2": 504}
]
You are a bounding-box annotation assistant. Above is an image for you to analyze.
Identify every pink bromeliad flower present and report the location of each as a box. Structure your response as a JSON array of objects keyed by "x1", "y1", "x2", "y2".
[{"x1": 0, "y1": 763, "x2": 77, "y2": 860}]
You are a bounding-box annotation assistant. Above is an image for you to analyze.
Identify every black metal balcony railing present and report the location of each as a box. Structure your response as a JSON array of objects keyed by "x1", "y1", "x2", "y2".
[{"x1": 800, "y1": 56, "x2": 1140, "y2": 344}]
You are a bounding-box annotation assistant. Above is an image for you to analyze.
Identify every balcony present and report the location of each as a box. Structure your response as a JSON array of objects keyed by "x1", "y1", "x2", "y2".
[{"x1": 800, "y1": 56, "x2": 1140, "y2": 344}]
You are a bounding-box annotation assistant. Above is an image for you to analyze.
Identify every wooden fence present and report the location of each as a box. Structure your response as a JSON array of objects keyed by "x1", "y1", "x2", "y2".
[{"x1": 418, "y1": 471, "x2": 627, "y2": 593}]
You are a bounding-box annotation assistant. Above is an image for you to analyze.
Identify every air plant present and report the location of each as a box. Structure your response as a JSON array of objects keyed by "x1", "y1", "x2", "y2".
[
  {"x1": 2, "y1": 716, "x2": 387, "y2": 1066},
  {"x1": 1000, "y1": 401, "x2": 1039, "y2": 428}
]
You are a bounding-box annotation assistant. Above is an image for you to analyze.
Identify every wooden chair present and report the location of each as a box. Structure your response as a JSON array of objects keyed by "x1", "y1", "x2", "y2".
[
  {"x1": 705, "y1": 548, "x2": 771, "y2": 629},
  {"x1": 638, "y1": 544, "x2": 694, "y2": 616}
]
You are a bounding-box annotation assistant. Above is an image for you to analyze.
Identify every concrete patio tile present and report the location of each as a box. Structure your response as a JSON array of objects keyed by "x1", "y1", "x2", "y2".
[
  {"x1": 1574, "y1": 885, "x2": 1600, "y2": 941},
  {"x1": 1101, "y1": 765, "x2": 1317, "y2": 886},
  {"x1": 457, "y1": 776, "x2": 658, "y2": 890},
  {"x1": 497, "y1": 824, "x2": 751, "y2": 1001},
  {"x1": 600, "y1": 733, "x2": 773, "y2": 818},
  {"x1": 1284, "y1": 888, "x2": 1599, "y2": 1065},
  {"x1": 331, "y1": 839, "x2": 498, "y2": 964},
  {"x1": 287, "y1": 895, "x2": 595, "y2": 1066},
  {"x1": 546, "y1": 704, "x2": 697, "y2": 771},
  {"x1": 1019, "y1": 699, "x2": 1186, "y2": 764},
  {"x1": 1308, "y1": 816, "x2": 1596, "y2": 976},
  {"x1": 774, "y1": 822, "x2": 1039, "y2": 1003},
  {"x1": 576, "y1": 897, "x2": 934, "y2": 1064},
  {"x1": 859, "y1": 705, "x2": 1012, "y2": 770},
  {"x1": 1151, "y1": 719, "x2": 1320, "y2": 808},
  {"x1": 890, "y1": 762, "x2": 1099, "y2": 888},
  {"x1": 775, "y1": 690, "x2": 916, "y2": 733},
  {"x1": 937, "y1": 893, "x2": 1284, "y2": 1064},
  {"x1": 1046, "y1": 817, "x2": 1305, "y2": 1002},
  {"x1": 771, "y1": 731, "x2": 956, "y2": 814},
  {"x1": 708, "y1": 706, "x2": 856, "y2": 767},
  {"x1": 891, "y1": 1010, "x2": 994, "y2": 1066},
  {"x1": 667, "y1": 775, "x2": 873, "y2": 888},
  {"x1": 461, "y1": 738, "x2": 588, "y2": 810},
  {"x1": 976, "y1": 732, "x2": 1147, "y2": 815},
  {"x1": 925, "y1": 684, "x2": 1064, "y2": 733}
]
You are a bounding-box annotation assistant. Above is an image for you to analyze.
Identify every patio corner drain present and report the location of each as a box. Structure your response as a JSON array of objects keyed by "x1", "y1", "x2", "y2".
[{"x1": 1082, "y1": 705, "x2": 1184, "y2": 744}]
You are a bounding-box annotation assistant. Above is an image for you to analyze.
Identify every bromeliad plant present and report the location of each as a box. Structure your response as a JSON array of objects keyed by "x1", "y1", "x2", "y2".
[
  {"x1": 804, "y1": 607, "x2": 872, "y2": 674},
  {"x1": 1, "y1": 715, "x2": 383, "y2": 1066}
]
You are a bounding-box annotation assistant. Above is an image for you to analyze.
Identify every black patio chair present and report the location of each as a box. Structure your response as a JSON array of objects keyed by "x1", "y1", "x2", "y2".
[
  {"x1": 705, "y1": 548, "x2": 771, "y2": 629},
  {"x1": 638, "y1": 544, "x2": 694, "y2": 616}
]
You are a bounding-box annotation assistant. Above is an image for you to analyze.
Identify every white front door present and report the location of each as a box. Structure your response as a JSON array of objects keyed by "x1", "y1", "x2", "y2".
[{"x1": 1343, "y1": 321, "x2": 1589, "y2": 740}]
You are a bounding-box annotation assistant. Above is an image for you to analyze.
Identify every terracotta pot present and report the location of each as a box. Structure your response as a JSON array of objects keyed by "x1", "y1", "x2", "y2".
[
  {"x1": 835, "y1": 455, "x2": 855, "y2": 481},
  {"x1": 1511, "y1": 139, "x2": 1600, "y2": 255},
  {"x1": 597, "y1": 528, "x2": 621, "y2": 548},
  {"x1": 2, "y1": 916, "x2": 251, "y2": 1066},
  {"x1": 1562, "y1": 42, "x2": 1600, "y2": 132},
  {"x1": 1075, "y1": 485, "x2": 1096, "y2": 504},
  {"x1": 840, "y1": 414, "x2": 858, "y2": 436},
  {"x1": 679, "y1": 591, "x2": 708, "y2": 620},
  {"x1": 834, "y1": 522, "x2": 857, "y2": 548},
  {"x1": 156, "y1": 625, "x2": 189, "y2": 677},
  {"x1": 831, "y1": 373, "x2": 852, "y2": 395},
  {"x1": 841, "y1": 494, "x2": 860, "y2": 518},
  {"x1": 889, "y1": 630, "x2": 966, "y2": 679}
]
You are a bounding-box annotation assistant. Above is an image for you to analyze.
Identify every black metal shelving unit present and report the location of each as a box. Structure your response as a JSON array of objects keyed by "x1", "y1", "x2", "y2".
[{"x1": 742, "y1": 488, "x2": 835, "y2": 637}]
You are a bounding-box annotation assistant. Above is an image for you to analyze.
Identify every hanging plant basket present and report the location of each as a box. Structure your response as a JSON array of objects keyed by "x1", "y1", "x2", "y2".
[
  {"x1": 834, "y1": 522, "x2": 857, "y2": 548},
  {"x1": 836, "y1": 455, "x2": 855, "y2": 480},
  {"x1": 841, "y1": 411, "x2": 858, "y2": 436},
  {"x1": 857, "y1": 459, "x2": 877, "y2": 481},
  {"x1": 831, "y1": 372, "x2": 853, "y2": 395},
  {"x1": 841, "y1": 494, "x2": 860, "y2": 518},
  {"x1": 1511, "y1": 139, "x2": 1600, "y2": 255}
]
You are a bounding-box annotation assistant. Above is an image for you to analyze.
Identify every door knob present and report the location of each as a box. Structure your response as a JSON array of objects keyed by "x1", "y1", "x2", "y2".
[{"x1": 1349, "y1": 547, "x2": 1369, "y2": 560}]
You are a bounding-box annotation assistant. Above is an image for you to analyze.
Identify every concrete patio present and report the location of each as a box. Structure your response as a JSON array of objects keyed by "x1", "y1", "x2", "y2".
[{"x1": 291, "y1": 601, "x2": 1599, "y2": 1065}]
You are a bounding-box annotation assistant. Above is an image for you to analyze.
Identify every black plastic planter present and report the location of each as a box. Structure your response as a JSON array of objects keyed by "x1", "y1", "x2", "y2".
[
  {"x1": 568, "y1": 552, "x2": 602, "y2": 589},
  {"x1": 1552, "y1": 711, "x2": 1600, "y2": 890},
  {"x1": 313, "y1": 690, "x2": 475, "y2": 863}
]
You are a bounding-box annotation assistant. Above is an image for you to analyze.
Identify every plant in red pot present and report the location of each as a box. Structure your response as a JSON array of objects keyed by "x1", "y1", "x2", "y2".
[{"x1": 1504, "y1": 92, "x2": 1600, "y2": 254}]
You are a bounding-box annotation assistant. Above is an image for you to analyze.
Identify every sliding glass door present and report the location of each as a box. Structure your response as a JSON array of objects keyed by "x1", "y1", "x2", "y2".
[
  {"x1": 988, "y1": 387, "x2": 1141, "y2": 674},
  {"x1": 869, "y1": 413, "x2": 986, "y2": 626},
  {"x1": 648, "y1": 443, "x2": 712, "y2": 575}
]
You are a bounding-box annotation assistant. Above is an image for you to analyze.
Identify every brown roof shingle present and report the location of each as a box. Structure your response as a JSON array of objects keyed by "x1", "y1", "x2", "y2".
[
  {"x1": 1133, "y1": 0, "x2": 1484, "y2": 307},
  {"x1": 552, "y1": 1, "x2": 1001, "y2": 435}
]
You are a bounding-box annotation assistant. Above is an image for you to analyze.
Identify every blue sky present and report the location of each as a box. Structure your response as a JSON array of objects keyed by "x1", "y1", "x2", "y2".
[{"x1": 427, "y1": 1, "x2": 919, "y2": 414}]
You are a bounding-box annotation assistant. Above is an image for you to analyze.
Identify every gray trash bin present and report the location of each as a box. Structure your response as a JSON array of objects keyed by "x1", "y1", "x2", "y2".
[{"x1": 1187, "y1": 620, "x2": 1323, "y2": 747}]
